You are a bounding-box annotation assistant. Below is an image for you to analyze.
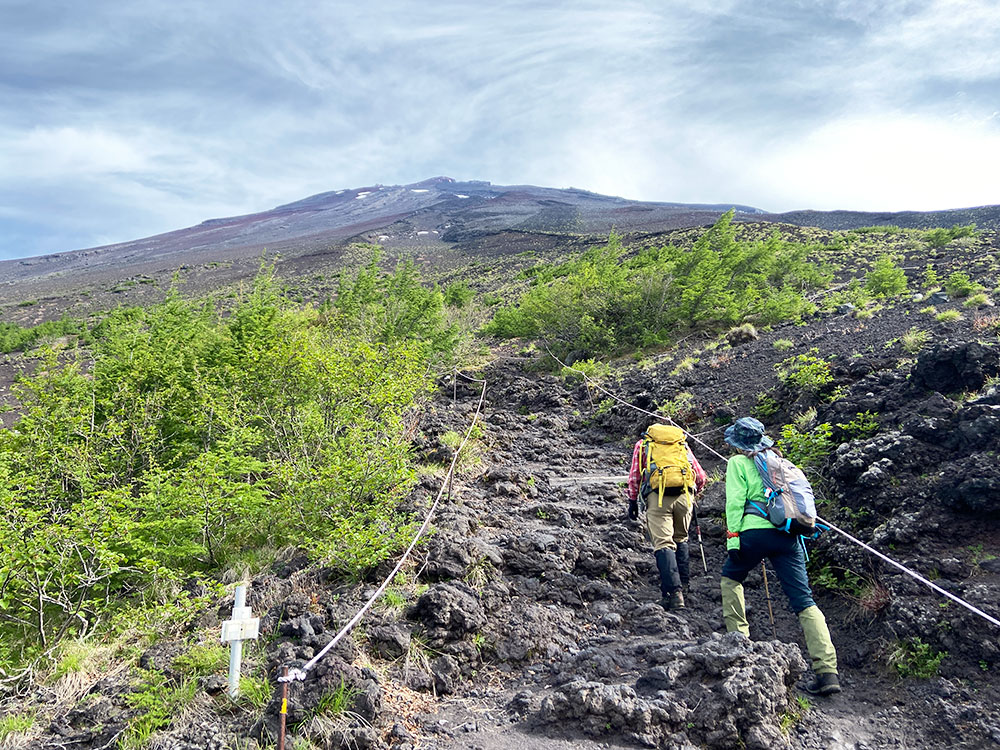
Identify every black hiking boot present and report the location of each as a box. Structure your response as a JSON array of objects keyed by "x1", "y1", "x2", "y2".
[
  {"x1": 654, "y1": 548, "x2": 681, "y2": 597},
  {"x1": 661, "y1": 590, "x2": 685, "y2": 611},
  {"x1": 803, "y1": 672, "x2": 841, "y2": 696},
  {"x1": 676, "y1": 541, "x2": 690, "y2": 591}
]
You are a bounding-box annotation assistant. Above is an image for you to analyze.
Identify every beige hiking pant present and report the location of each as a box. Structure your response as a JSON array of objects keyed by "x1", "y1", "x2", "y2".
[{"x1": 644, "y1": 490, "x2": 692, "y2": 552}]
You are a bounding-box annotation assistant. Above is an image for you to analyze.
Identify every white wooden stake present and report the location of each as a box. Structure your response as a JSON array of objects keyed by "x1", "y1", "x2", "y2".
[{"x1": 221, "y1": 583, "x2": 260, "y2": 698}]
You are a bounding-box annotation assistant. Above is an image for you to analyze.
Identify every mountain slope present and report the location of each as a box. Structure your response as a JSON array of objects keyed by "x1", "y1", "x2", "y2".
[{"x1": 0, "y1": 177, "x2": 761, "y2": 290}]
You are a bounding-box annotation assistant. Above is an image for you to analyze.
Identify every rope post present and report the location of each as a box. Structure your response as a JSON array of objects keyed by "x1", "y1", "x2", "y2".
[
  {"x1": 227, "y1": 585, "x2": 246, "y2": 698},
  {"x1": 221, "y1": 583, "x2": 259, "y2": 699},
  {"x1": 761, "y1": 562, "x2": 776, "y2": 637},
  {"x1": 279, "y1": 666, "x2": 289, "y2": 750}
]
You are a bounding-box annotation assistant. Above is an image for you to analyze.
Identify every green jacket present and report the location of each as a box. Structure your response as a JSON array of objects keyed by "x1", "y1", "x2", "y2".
[{"x1": 725, "y1": 454, "x2": 774, "y2": 550}]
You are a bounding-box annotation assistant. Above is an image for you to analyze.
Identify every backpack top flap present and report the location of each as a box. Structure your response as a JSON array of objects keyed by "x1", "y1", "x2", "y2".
[{"x1": 645, "y1": 423, "x2": 685, "y2": 445}]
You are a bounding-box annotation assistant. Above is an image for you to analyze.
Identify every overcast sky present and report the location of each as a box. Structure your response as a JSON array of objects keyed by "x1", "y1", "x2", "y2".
[{"x1": 2, "y1": 0, "x2": 999, "y2": 260}]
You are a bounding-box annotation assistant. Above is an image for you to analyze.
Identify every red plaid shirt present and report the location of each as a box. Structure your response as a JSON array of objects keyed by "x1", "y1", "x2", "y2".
[{"x1": 627, "y1": 439, "x2": 707, "y2": 501}]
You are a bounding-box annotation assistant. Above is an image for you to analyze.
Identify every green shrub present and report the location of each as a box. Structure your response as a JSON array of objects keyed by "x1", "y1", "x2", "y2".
[
  {"x1": 0, "y1": 316, "x2": 89, "y2": 353},
  {"x1": 776, "y1": 349, "x2": 833, "y2": 392},
  {"x1": 810, "y1": 563, "x2": 864, "y2": 596},
  {"x1": 486, "y1": 213, "x2": 829, "y2": 360},
  {"x1": 919, "y1": 306, "x2": 937, "y2": 314},
  {"x1": 822, "y1": 278, "x2": 872, "y2": 312},
  {"x1": 336, "y1": 249, "x2": 457, "y2": 359},
  {"x1": 944, "y1": 271, "x2": 979, "y2": 298},
  {"x1": 0, "y1": 269, "x2": 440, "y2": 653},
  {"x1": 901, "y1": 328, "x2": 930, "y2": 354},
  {"x1": 778, "y1": 422, "x2": 834, "y2": 468},
  {"x1": 837, "y1": 411, "x2": 879, "y2": 439},
  {"x1": 657, "y1": 392, "x2": 696, "y2": 421},
  {"x1": 890, "y1": 637, "x2": 947, "y2": 679},
  {"x1": 755, "y1": 391, "x2": 779, "y2": 418},
  {"x1": 924, "y1": 228, "x2": 953, "y2": 249},
  {"x1": 963, "y1": 293, "x2": 990, "y2": 309},
  {"x1": 921, "y1": 264, "x2": 939, "y2": 290},
  {"x1": 443, "y1": 281, "x2": 475, "y2": 308},
  {"x1": 865, "y1": 256, "x2": 908, "y2": 298},
  {"x1": 560, "y1": 358, "x2": 609, "y2": 383},
  {"x1": 772, "y1": 339, "x2": 794, "y2": 351},
  {"x1": 936, "y1": 310, "x2": 962, "y2": 323},
  {"x1": 925, "y1": 224, "x2": 976, "y2": 249}
]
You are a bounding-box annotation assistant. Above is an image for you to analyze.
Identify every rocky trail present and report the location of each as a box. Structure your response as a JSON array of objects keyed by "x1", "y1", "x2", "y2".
[{"x1": 392, "y1": 363, "x2": 950, "y2": 750}]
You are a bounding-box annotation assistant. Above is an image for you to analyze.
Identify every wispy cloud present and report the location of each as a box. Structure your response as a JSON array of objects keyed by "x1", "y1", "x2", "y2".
[{"x1": 0, "y1": 0, "x2": 997, "y2": 260}]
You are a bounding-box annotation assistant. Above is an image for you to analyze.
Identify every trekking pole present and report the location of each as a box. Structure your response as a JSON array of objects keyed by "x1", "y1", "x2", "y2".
[
  {"x1": 692, "y1": 504, "x2": 707, "y2": 573},
  {"x1": 761, "y1": 562, "x2": 776, "y2": 637}
]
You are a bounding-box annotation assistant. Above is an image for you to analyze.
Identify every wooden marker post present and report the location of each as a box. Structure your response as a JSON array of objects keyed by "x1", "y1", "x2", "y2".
[{"x1": 221, "y1": 584, "x2": 260, "y2": 698}]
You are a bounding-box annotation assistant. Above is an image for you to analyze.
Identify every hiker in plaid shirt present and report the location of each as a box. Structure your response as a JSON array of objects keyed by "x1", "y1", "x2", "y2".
[{"x1": 627, "y1": 426, "x2": 707, "y2": 610}]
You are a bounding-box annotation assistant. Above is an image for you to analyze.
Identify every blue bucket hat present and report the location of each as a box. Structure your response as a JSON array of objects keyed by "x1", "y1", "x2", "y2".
[{"x1": 724, "y1": 416, "x2": 774, "y2": 452}]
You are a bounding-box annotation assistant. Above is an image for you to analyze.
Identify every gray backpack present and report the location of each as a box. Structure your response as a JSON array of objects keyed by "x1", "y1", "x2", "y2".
[{"x1": 744, "y1": 448, "x2": 818, "y2": 536}]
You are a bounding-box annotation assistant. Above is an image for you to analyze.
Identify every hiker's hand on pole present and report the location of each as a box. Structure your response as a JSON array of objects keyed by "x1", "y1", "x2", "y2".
[{"x1": 628, "y1": 498, "x2": 639, "y2": 520}]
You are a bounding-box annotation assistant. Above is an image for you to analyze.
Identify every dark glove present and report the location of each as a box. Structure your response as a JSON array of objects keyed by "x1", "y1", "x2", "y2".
[
  {"x1": 727, "y1": 548, "x2": 742, "y2": 566},
  {"x1": 628, "y1": 499, "x2": 639, "y2": 520}
]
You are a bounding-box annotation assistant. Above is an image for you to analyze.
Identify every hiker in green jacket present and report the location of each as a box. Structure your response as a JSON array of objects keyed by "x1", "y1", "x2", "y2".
[{"x1": 720, "y1": 417, "x2": 841, "y2": 696}]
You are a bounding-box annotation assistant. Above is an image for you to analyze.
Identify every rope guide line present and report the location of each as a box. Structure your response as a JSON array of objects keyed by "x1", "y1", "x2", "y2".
[
  {"x1": 819, "y1": 518, "x2": 1000, "y2": 629},
  {"x1": 279, "y1": 374, "x2": 489, "y2": 684},
  {"x1": 548, "y1": 348, "x2": 1000, "y2": 632}
]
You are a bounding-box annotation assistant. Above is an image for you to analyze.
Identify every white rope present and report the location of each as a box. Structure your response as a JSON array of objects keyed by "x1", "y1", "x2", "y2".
[
  {"x1": 817, "y1": 516, "x2": 1000, "y2": 628},
  {"x1": 547, "y1": 347, "x2": 1000, "y2": 632},
  {"x1": 280, "y1": 378, "x2": 489, "y2": 683}
]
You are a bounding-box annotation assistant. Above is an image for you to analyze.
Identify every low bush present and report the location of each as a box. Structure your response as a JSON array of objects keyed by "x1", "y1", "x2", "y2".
[
  {"x1": 936, "y1": 310, "x2": 963, "y2": 323},
  {"x1": 443, "y1": 281, "x2": 475, "y2": 308},
  {"x1": 837, "y1": 411, "x2": 879, "y2": 439},
  {"x1": 486, "y1": 212, "x2": 830, "y2": 360},
  {"x1": 775, "y1": 349, "x2": 833, "y2": 392},
  {"x1": 925, "y1": 224, "x2": 977, "y2": 249},
  {"x1": 944, "y1": 271, "x2": 979, "y2": 298},
  {"x1": 865, "y1": 255, "x2": 908, "y2": 298},
  {"x1": 778, "y1": 422, "x2": 834, "y2": 468},
  {"x1": 657, "y1": 392, "x2": 696, "y2": 421},
  {"x1": 901, "y1": 328, "x2": 930, "y2": 354},
  {"x1": 0, "y1": 316, "x2": 89, "y2": 353},
  {"x1": 921, "y1": 264, "x2": 939, "y2": 290},
  {"x1": 963, "y1": 293, "x2": 991, "y2": 309},
  {"x1": 890, "y1": 637, "x2": 947, "y2": 679}
]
